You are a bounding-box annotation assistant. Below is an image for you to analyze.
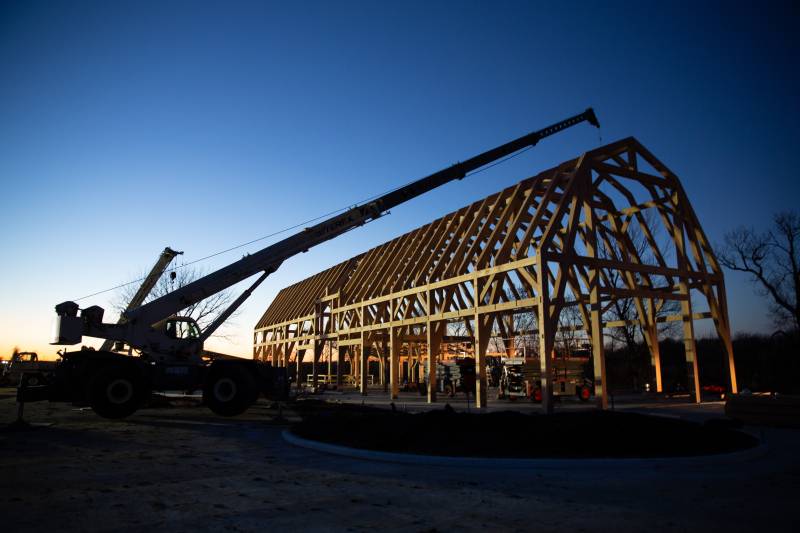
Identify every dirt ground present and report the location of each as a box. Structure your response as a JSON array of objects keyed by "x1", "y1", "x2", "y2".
[{"x1": 1, "y1": 388, "x2": 798, "y2": 532}]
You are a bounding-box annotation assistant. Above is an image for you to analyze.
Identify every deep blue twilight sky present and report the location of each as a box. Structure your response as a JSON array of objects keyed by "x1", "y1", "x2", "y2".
[{"x1": 1, "y1": 0, "x2": 798, "y2": 357}]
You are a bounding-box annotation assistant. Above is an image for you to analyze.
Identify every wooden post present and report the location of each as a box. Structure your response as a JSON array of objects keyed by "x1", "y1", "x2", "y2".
[
  {"x1": 720, "y1": 330, "x2": 738, "y2": 395},
  {"x1": 390, "y1": 327, "x2": 400, "y2": 400},
  {"x1": 296, "y1": 348, "x2": 303, "y2": 391},
  {"x1": 336, "y1": 345, "x2": 344, "y2": 388},
  {"x1": 406, "y1": 343, "x2": 414, "y2": 384},
  {"x1": 427, "y1": 319, "x2": 444, "y2": 403},
  {"x1": 327, "y1": 341, "x2": 332, "y2": 383},
  {"x1": 417, "y1": 343, "x2": 424, "y2": 383},
  {"x1": 352, "y1": 345, "x2": 358, "y2": 381},
  {"x1": 284, "y1": 325, "x2": 290, "y2": 369},
  {"x1": 311, "y1": 305, "x2": 320, "y2": 388},
  {"x1": 644, "y1": 316, "x2": 663, "y2": 393},
  {"x1": 672, "y1": 207, "x2": 702, "y2": 403},
  {"x1": 589, "y1": 283, "x2": 607, "y2": 409},
  {"x1": 715, "y1": 280, "x2": 738, "y2": 394},
  {"x1": 312, "y1": 340, "x2": 324, "y2": 390},
  {"x1": 473, "y1": 279, "x2": 491, "y2": 408},
  {"x1": 311, "y1": 346, "x2": 317, "y2": 388},
  {"x1": 359, "y1": 339, "x2": 368, "y2": 396},
  {"x1": 536, "y1": 254, "x2": 555, "y2": 414},
  {"x1": 679, "y1": 281, "x2": 702, "y2": 403},
  {"x1": 474, "y1": 318, "x2": 491, "y2": 408}
]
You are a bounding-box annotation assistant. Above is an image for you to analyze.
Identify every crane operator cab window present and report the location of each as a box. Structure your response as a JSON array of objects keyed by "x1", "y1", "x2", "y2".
[{"x1": 165, "y1": 318, "x2": 200, "y2": 340}]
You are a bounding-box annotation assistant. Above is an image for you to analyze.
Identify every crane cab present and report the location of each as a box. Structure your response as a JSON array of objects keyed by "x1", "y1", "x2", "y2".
[
  {"x1": 163, "y1": 316, "x2": 201, "y2": 342},
  {"x1": 150, "y1": 316, "x2": 204, "y2": 361}
]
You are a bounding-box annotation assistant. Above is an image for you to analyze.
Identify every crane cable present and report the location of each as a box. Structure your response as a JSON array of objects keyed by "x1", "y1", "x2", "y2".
[{"x1": 73, "y1": 144, "x2": 535, "y2": 302}]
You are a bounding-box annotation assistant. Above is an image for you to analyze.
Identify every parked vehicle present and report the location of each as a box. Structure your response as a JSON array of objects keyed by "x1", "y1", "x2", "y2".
[{"x1": 1, "y1": 352, "x2": 56, "y2": 387}]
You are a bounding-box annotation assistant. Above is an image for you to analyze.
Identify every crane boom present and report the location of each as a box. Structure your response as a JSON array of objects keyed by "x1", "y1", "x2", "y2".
[{"x1": 121, "y1": 108, "x2": 599, "y2": 329}]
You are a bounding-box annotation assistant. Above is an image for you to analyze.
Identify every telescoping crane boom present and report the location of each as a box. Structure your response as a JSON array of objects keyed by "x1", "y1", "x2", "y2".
[
  {"x1": 42, "y1": 108, "x2": 600, "y2": 418},
  {"x1": 98, "y1": 246, "x2": 182, "y2": 352}
]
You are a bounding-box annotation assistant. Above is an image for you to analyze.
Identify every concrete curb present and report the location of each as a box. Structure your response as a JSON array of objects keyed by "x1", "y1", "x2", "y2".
[{"x1": 282, "y1": 429, "x2": 768, "y2": 469}]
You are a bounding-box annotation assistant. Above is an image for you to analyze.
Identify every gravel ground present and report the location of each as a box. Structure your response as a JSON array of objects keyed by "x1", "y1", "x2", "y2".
[{"x1": 1, "y1": 388, "x2": 798, "y2": 532}]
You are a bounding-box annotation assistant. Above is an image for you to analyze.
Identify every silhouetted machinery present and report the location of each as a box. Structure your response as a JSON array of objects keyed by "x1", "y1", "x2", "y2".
[
  {"x1": 1, "y1": 351, "x2": 56, "y2": 387},
  {"x1": 25, "y1": 108, "x2": 600, "y2": 418},
  {"x1": 498, "y1": 353, "x2": 593, "y2": 402},
  {"x1": 425, "y1": 358, "x2": 476, "y2": 397}
]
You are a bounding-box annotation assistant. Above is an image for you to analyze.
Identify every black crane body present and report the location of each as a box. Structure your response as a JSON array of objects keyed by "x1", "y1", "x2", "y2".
[{"x1": 37, "y1": 108, "x2": 600, "y2": 418}]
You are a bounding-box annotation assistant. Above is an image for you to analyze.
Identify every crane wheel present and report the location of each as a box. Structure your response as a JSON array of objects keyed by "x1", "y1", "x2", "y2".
[
  {"x1": 204, "y1": 364, "x2": 258, "y2": 417},
  {"x1": 88, "y1": 365, "x2": 144, "y2": 419}
]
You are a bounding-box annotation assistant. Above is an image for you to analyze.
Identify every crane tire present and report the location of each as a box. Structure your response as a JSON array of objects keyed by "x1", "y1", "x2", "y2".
[
  {"x1": 204, "y1": 364, "x2": 258, "y2": 417},
  {"x1": 88, "y1": 364, "x2": 144, "y2": 419}
]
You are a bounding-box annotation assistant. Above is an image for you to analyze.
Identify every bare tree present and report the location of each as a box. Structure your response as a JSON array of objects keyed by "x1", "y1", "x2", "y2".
[
  {"x1": 555, "y1": 302, "x2": 587, "y2": 356},
  {"x1": 718, "y1": 210, "x2": 800, "y2": 332},
  {"x1": 113, "y1": 266, "x2": 238, "y2": 340},
  {"x1": 513, "y1": 310, "x2": 538, "y2": 356},
  {"x1": 486, "y1": 284, "x2": 539, "y2": 357}
]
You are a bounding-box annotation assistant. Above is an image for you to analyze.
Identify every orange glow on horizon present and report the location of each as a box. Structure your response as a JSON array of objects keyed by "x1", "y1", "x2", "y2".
[{"x1": 0, "y1": 342, "x2": 81, "y2": 361}]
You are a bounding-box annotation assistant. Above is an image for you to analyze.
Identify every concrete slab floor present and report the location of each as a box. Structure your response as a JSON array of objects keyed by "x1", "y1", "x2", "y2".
[{"x1": 0, "y1": 388, "x2": 797, "y2": 532}]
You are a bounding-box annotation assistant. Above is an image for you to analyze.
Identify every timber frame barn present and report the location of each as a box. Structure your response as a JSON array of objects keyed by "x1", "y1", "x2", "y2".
[{"x1": 253, "y1": 137, "x2": 738, "y2": 412}]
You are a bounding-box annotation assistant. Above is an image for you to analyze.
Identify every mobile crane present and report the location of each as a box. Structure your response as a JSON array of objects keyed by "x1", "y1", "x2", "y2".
[{"x1": 32, "y1": 108, "x2": 600, "y2": 418}]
